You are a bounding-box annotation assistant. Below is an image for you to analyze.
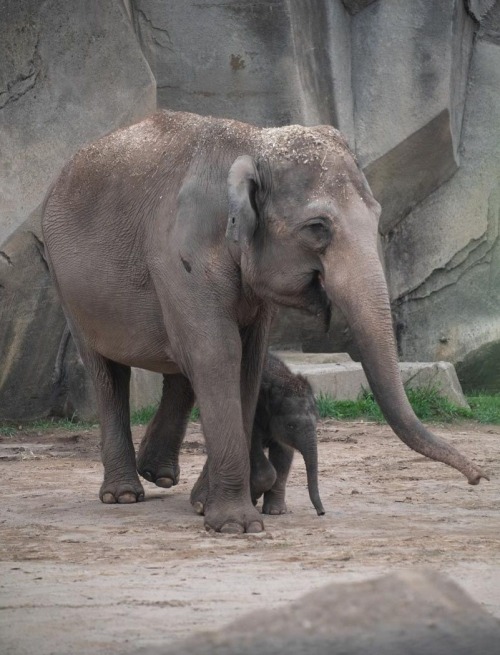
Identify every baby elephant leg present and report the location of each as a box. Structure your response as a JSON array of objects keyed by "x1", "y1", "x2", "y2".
[
  {"x1": 263, "y1": 441, "x2": 294, "y2": 515},
  {"x1": 250, "y1": 438, "x2": 277, "y2": 506}
]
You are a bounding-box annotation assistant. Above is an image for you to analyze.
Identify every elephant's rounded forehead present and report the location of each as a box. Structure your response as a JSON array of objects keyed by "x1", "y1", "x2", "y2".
[
  {"x1": 279, "y1": 395, "x2": 317, "y2": 416},
  {"x1": 259, "y1": 124, "x2": 350, "y2": 164}
]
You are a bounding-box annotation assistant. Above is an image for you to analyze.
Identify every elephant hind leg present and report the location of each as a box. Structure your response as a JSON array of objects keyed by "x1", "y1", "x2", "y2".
[
  {"x1": 74, "y1": 338, "x2": 144, "y2": 504},
  {"x1": 137, "y1": 373, "x2": 195, "y2": 488}
]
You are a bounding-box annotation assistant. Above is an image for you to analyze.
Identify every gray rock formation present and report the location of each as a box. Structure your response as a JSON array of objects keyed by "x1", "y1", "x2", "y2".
[
  {"x1": 131, "y1": 0, "x2": 355, "y2": 144},
  {"x1": 0, "y1": 209, "x2": 66, "y2": 420},
  {"x1": 0, "y1": 0, "x2": 158, "y2": 419},
  {"x1": 471, "y1": 0, "x2": 500, "y2": 43},
  {"x1": 387, "y1": 39, "x2": 500, "y2": 392},
  {"x1": 0, "y1": 0, "x2": 156, "y2": 244},
  {"x1": 352, "y1": 0, "x2": 474, "y2": 234},
  {"x1": 139, "y1": 570, "x2": 500, "y2": 655}
]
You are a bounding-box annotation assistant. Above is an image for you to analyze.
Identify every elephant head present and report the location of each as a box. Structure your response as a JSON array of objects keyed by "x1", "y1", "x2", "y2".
[{"x1": 227, "y1": 125, "x2": 487, "y2": 485}]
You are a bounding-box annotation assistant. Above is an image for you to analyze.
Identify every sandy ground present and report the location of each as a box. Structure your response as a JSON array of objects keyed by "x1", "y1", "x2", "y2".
[{"x1": 0, "y1": 419, "x2": 499, "y2": 655}]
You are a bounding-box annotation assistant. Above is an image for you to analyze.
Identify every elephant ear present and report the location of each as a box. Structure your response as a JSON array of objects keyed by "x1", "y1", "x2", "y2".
[{"x1": 226, "y1": 155, "x2": 259, "y2": 249}]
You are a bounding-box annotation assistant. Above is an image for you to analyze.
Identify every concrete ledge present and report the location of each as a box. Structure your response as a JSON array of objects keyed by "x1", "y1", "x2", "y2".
[
  {"x1": 276, "y1": 352, "x2": 469, "y2": 408},
  {"x1": 129, "y1": 368, "x2": 163, "y2": 413}
]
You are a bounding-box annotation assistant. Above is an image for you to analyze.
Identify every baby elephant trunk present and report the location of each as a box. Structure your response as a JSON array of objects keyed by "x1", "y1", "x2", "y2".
[{"x1": 299, "y1": 439, "x2": 325, "y2": 516}]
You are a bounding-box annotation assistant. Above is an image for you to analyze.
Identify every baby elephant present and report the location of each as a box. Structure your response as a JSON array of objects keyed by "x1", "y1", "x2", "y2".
[{"x1": 251, "y1": 353, "x2": 325, "y2": 516}]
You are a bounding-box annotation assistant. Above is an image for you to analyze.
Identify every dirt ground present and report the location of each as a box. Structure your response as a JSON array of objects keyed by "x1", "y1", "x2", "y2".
[{"x1": 0, "y1": 419, "x2": 499, "y2": 655}]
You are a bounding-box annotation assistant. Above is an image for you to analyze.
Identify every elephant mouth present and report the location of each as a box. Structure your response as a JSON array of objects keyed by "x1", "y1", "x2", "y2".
[{"x1": 305, "y1": 271, "x2": 331, "y2": 332}]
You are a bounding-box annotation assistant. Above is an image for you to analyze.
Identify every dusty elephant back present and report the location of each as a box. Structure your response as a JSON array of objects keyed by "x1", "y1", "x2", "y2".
[{"x1": 43, "y1": 111, "x2": 250, "y2": 231}]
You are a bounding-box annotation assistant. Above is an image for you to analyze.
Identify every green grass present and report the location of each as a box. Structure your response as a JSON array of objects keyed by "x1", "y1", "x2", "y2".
[
  {"x1": 466, "y1": 392, "x2": 500, "y2": 424},
  {"x1": 0, "y1": 415, "x2": 97, "y2": 437},
  {"x1": 131, "y1": 405, "x2": 200, "y2": 424},
  {"x1": 130, "y1": 405, "x2": 157, "y2": 425},
  {"x1": 190, "y1": 406, "x2": 201, "y2": 421},
  {"x1": 1, "y1": 389, "x2": 498, "y2": 437},
  {"x1": 316, "y1": 387, "x2": 500, "y2": 424},
  {"x1": 0, "y1": 404, "x2": 201, "y2": 437},
  {"x1": 316, "y1": 390, "x2": 383, "y2": 421}
]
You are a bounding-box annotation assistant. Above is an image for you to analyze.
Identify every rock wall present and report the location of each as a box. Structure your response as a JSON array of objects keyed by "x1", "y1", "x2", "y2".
[
  {"x1": 1, "y1": 0, "x2": 499, "y2": 418},
  {"x1": 0, "y1": 0, "x2": 160, "y2": 420},
  {"x1": 0, "y1": 0, "x2": 156, "y2": 244}
]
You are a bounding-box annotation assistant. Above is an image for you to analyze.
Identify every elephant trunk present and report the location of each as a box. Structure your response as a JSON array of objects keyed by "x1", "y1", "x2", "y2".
[
  {"x1": 298, "y1": 438, "x2": 325, "y2": 516},
  {"x1": 323, "y1": 249, "x2": 487, "y2": 485}
]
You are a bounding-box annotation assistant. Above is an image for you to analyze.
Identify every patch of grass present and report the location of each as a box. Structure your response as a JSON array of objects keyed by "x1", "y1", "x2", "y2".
[
  {"x1": 130, "y1": 405, "x2": 158, "y2": 425},
  {"x1": 0, "y1": 415, "x2": 97, "y2": 437},
  {"x1": 316, "y1": 391, "x2": 383, "y2": 421},
  {"x1": 0, "y1": 404, "x2": 201, "y2": 437},
  {"x1": 2, "y1": 390, "x2": 498, "y2": 437},
  {"x1": 130, "y1": 405, "x2": 200, "y2": 425},
  {"x1": 0, "y1": 403, "x2": 201, "y2": 436},
  {"x1": 0, "y1": 424, "x2": 17, "y2": 437},
  {"x1": 407, "y1": 387, "x2": 473, "y2": 422},
  {"x1": 466, "y1": 392, "x2": 500, "y2": 424},
  {"x1": 316, "y1": 387, "x2": 481, "y2": 424}
]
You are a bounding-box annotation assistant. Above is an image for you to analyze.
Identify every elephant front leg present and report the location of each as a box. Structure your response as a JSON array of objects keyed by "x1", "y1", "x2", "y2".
[
  {"x1": 263, "y1": 442, "x2": 294, "y2": 515},
  {"x1": 189, "y1": 332, "x2": 266, "y2": 533},
  {"x1": 137, "y1": 373, "x2": 195, "y2": 488},
  {"x1": 194, "y1": 388, "x2": 263, "y2": 533}
]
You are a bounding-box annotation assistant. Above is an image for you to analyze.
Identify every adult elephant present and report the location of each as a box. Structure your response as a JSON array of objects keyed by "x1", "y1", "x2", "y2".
[{"x1": 42, "y1": 110, "x2": 486, "y2": 534}]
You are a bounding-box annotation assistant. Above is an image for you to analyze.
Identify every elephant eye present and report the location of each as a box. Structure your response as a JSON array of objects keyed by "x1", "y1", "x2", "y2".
[
  {"x1": 300, "y1": 218, "x2": 332, "y2": 250},
  {"x1": 286, "y1": 423, "x2": 296, "y2": 430},
  {"x1": 307, "y1": 221, "x2": 328, "y2": 237}
]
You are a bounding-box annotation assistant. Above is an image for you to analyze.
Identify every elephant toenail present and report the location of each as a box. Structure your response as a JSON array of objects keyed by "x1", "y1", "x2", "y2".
[
  {"x1": 247, "y1": 521, "x2": 264, "y2": 534},
  {"x1": 102, "y1": 492, "x2": 116, "y2": 504},
  {"x1": 193, "y1": 501, "x2": 204, "y2": 515},
  {"x1": 156, "y1": 477, "x2": 174, "y2": 488},
  {"x1": 142, "y1": 470, "x2": 154, "y2": 482},
  {"x1": 117, "y1": 492, "x2": 137, "y2": 504},
  {"x1": 220, "y1": 522, "x2": 245, "y2": 534}
]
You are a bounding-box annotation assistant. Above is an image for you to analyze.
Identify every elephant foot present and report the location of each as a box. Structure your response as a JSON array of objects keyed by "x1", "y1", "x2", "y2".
[
  {"x1": 193, "y1": 501, "x2": 205, "y2": 515},
  {"x1": 137, "y1": 453, "x2": 180, "y2": 489},
  {"x1": 262, "y1": 494, "x2": 288, "y2": 515},
  {"x1": 138, "y1": 464, "x2": 180, "y2": 488},
  {"x1": 251, "y1": 459, "x2": 277, "y2": 502},
  {"x1": 204, "y1": 499, "x2": 264, "y2": 534},
  {"x1": 100, "y1": 477, "x2": 145, "y2": 504},
  {"x1": 190, "y1": 466, "x2": 209, "y2": 515}
]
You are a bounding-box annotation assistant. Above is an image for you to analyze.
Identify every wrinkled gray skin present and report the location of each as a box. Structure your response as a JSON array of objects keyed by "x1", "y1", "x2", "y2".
[
  {"x1": 42, "y1": 110, "x2": 487, "y2": 534},
  {"x1": 250, "y1": 352, "x2": 324, "y2": 516}
]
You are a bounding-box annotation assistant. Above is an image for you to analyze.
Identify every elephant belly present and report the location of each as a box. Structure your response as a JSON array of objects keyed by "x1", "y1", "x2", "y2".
[{"x1": 60, "y1": 277, "x2": 180, "y2": 374}]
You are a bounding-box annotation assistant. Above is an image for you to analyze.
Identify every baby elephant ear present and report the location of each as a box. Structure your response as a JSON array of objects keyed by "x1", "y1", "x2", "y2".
[{"x1": 226, "y1": 155, "x2": 259, "y2": 248}]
